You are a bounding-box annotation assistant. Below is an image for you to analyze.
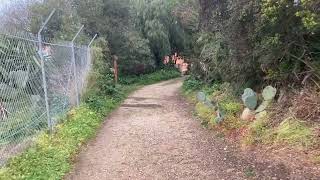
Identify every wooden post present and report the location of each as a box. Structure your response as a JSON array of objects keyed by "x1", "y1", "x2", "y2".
[{"x1": 113, "y1": 55, "x2": 118, "y2": 84}]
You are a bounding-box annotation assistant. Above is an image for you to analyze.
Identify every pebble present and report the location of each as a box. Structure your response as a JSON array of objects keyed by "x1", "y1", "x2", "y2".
[{"x1": 226, "y1": 168, "x2": 234, "y2": 173}]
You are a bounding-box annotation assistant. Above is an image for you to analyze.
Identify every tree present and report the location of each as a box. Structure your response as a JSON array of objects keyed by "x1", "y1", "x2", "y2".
[{"x1": 133, "y1": 0, "x2": 172, "y2": 65}]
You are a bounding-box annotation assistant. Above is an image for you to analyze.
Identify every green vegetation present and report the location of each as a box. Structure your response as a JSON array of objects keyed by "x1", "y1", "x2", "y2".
[
  {"x1": 195, "y1": 102, "x2": 216, "y2": 127},
  {"x1": 220, "y1": 101, "x2": 242, "y2": 116},
  {"x1": 182, "y1": 79, "x2": 316, "y2": 151},
  {"x1": 0, "y1": 40, "x2": 180, "y2": 179},
  {"x1": 191, "y1": 0, "x2": 320, "y2": 88},
  {"x1": 2, "y1": 0, "x2": 319, "y2": 174},
  {"x1": 243, "y1": 116, "x2": 271, "y2": 145},
  {"x1": 274, "y1": 118, "x2": 314, "y2": 148},
  {"x1": 0, "y1": 105, "x2": 107, "y2": 180},
  {"x1": 178, "y1": 0, "x2": 319, "y2": 165},
  {"x1": 244, "y1": 166, "x2": 256, "y2": 177},
  {"x1": 183, "y1": 80, "x2": 245, "y2": 131},
  {"x1": 244, "y1": 117, "x2": 315, "y2": 149},
  {"x1": 16, "y1": 0, "x2": 191, "y2": 74},
  {"x1": 182, "y1": 76, "x2": 204, "y2": 93},
  {"x1": 119, "y1": 67, "x2": 181, "y2": 86}
]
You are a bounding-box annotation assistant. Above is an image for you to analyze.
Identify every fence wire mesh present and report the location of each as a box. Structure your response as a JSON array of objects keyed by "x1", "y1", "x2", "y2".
[{"x1": 0, "y1": 29, "x2": 93, "y2": 166}]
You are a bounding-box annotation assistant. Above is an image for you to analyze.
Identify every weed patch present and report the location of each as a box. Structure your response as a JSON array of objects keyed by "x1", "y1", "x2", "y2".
[
  {"x1": 195, "y1": 102, "x2": 216, "y2": 127},
  {"x1": 244, "y1": 166, "x2": 256, "y2": 177},
  {"x1": 274, "y1": 118, "x2": 314, "y2": 148},
  {"x1": 243, "y1": 117, "x2": 271, "y2": 145}
]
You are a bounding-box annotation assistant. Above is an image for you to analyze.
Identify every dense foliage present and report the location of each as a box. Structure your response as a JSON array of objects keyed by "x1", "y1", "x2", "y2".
[
  {"x1": 3, "y1": 0, "x2": 320, "y2": 88},
  {"x1": 181, "y1": 1, "x2": 320, "y2": 162},
  {"x1": 191, "y1": 0, "x2": 320, "y2": 90}
]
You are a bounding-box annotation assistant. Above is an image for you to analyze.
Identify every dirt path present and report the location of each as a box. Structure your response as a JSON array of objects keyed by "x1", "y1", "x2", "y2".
[{"x1": 66, "y1": 79, "x2": 313, "y2": 180}]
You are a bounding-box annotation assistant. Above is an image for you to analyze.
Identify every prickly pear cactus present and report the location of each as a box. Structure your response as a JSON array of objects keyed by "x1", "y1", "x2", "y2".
[
  {"x1": 204, "y1": 99, "x2": 214, "y2": 108},
  {"x1": 262, "y1": 86, "x2": 277, "y2": 101},
  {"x1": 197, "y1": 91, "x2": 206, "y2": 102},
  {"x1": 255, "y1": 100, "x2": 271, "y2": 113},
  {"x1": 241, "y1": 88, "x2": 258, "y2": 110},
  {"x1": 255, "y1": 110, "x2": 267, "y2": 120}
]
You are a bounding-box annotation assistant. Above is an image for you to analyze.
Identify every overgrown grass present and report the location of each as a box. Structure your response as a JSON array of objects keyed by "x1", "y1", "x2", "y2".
[
  {"x1": 0, "y1": 68, "x2": 180, "y2": 180},
  {"x1": 274, "y1": 118, "x2": 314, "y2": 148},
  {"x1": 243, "y1": 117, "x2": 315, "y2": 148}
]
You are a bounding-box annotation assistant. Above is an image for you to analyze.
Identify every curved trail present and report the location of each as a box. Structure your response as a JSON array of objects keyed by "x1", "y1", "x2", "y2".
[{"x1": 66, "y1": 79, "x2": 300, "y2": 180}]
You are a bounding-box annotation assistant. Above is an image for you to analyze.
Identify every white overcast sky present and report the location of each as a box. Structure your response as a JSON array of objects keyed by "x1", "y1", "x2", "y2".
[
  {"x1": 0, "y1": 0, "x2": 9, "y2": 13},
  {"x1": 0, "y1": 0, "x2": 36, "y2": 14},
  {"x1": 0, "y1": 0, "x2": 17, "y2": 15}
]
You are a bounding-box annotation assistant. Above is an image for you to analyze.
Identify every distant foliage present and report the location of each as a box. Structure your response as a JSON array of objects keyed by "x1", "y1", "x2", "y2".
[
  {"x1": 133, "y1": 0, "x2": 172, "y2": 65},
  {"x1": 24, "y1": 0, "x2": 191, "y2": 74},
  {"x1": 119, "y1": 32, "x2": 155, "y2": 75}
]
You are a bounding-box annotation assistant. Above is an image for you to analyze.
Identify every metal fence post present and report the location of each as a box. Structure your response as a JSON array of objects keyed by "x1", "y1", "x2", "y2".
[
  {"x1": 38, "y1": 9, "x2": 56, "y2": 133},
  {"x1": 87, "y1": 34, "x2": 98, "y2": 72},
  {"x1": 88, "y1": 34, "x2": 98, "y2": 48},
  {"x1": 71, "y1": 25, "x2": 84, "y2": 106}
]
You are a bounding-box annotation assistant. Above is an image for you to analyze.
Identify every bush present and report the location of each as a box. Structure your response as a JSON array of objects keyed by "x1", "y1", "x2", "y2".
[
  {"x1": 118, "y1": 31, "x2": 155, "y2": 75},
  {"x1": 216, "y1": 95, "x2": 244, "y2": 131},
  {"x1": 85, "y1": 38, "x2": 120, "y2": 97},
  {"x1": 120, "y1": 67, "x2": 180, "y2": 85},
  {"x1": 182, "y1": 76, "x2": 204, "y2": 92}
]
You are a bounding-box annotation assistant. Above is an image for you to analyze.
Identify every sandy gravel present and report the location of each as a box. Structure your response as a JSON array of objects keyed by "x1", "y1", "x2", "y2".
[{"x1": 65, "y1": 78, "x2": 318, "y2": 180}]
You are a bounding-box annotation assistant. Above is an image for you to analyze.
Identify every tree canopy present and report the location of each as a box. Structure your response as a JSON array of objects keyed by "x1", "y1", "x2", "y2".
[{"x1": 3, "y1": 0, "x2": 319, "y2": 87}]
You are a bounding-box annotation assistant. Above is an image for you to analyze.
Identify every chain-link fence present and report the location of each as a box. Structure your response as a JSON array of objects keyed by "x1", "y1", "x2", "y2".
[{"x1": 0, "y1": 22, "x2": 94, "y2": 166}]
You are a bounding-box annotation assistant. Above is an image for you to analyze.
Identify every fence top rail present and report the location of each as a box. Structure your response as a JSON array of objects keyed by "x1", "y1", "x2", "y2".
[{"x1": 0, "y1": 32, "x2": 89, "y2": 50}]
